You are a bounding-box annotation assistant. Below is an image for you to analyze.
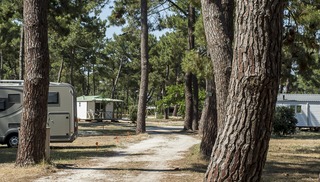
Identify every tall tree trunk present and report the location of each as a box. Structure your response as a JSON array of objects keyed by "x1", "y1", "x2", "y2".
[
  {"x1": 192, "y1": 75, "x2": 199, "y2": 130},
  {"x1": 200, "y1": 0, "x2": 234, "y2": 158},
  {"x1": 111, "y1": 59, "x2": 123, "y2": 99},
  {"x1": 19, "y1": 26, "x2": 24, "y2": 80},
  {"x1": 162, "y1": 84, "x2": 169, "y2": 119},
  {"x1": 184, "y1": 72, "x2": 193, "y2": 130},
  {"x1": 16, "y1": 0, "x2": 49, "y2": 166},
  {"x1": 172, "y1": 105, "x2": 178, "y2": 117},
  {"x1": 201, "y1": 0, "x2": 234, "y2": 133},
  {"x1": 199, "y1": 78, "x2": 217, "y2": 157},
  {"x1": 184, "y1": 4, "x2": 196, "y2": 130},
  {"x1": 136, "y1": 0, "x2": 148, "y2": 134},
  {"x1": 87, "y1": 63, "x2": 90, "y2": 95},
  {"x1": 164, "y1": 64, "x2": 170, "y2": 119},
  {"x1": 57, "y1": 59, "x2": 64, "y2": 83},
  {"x1": 92, "y1": 63, "x2": 95, "y2": 95},
  {"x1": 204, "y1": 1, "x2": 284, "y2": 181},
  {"x1": 0, "y1": 50, "x2": 3, "y2": 80},
  {"x1": 70, "y1": 49, "x2": 75, "y2": 86}
]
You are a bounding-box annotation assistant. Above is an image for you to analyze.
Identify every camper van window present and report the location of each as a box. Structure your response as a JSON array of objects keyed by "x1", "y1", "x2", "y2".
[
  {"x1": 48, "y1": 92, "x2": 59, "y2": 104},
  {"x1": 0, "y1": 99, "x2": 5, "y2": 111},
  {"x1": 296, "y1": 105, "x2": 302, "y2": 113},
  {"x1": 8, "y1": 94, "x2": 21, "y2": 103}
]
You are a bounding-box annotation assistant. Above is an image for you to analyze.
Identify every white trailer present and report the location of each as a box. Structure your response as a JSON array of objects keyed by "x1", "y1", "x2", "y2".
[
  {"x1": 0, "y1": 80, "x2": 78, "y2": 147},
  {"x1": 277, "y1": 94, "x2": 320, "y2": 129}
]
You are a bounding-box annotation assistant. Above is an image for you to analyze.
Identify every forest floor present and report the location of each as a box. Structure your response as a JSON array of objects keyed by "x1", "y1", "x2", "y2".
[{"x1": 0, "y1": 118, "x2": 319, "y2": 182}]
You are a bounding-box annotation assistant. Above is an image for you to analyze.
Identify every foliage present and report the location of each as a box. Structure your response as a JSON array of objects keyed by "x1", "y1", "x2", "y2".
[
  {"x1": 155, "y1": 84, "x2": 185, "y2": 112},
  {"x1": 128, "y1": 105, "x2": 137, "y2": 122},
  {"x1": 155, "y1": 84, "x2": 206, "y2": 117},
  {"x1": 281, "y1": 0, "x2": 320, "y2": 93},
  {"x1": 181, "y1": 50, "x2": 212, "y2": 79},
  {"x1": 0, "y1": 0, "x2": 22, "y2": 79},
  {"x1": 273, "y1": 106, "x2": 298, "y2": 136}
]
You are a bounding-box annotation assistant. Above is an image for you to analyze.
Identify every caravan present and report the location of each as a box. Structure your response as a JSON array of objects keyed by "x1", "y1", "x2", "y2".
[{"x1": 0, "y1": 80, "x2": 78, "y2": 147}]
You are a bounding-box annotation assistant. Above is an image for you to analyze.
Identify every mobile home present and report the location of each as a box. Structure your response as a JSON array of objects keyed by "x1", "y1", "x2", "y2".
[
  {"x1": 77, "y1": 95, "x2": 123, "y2": 121},
  {"x1": 0, "y1": 80, "x2": 78, "y2": 147},
  {"x1": 277, "y1": 94, "x2": 320, "y2": 129}
]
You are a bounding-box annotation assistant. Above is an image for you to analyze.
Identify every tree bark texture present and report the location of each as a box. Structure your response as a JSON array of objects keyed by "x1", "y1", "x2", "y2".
[
  {"x1": 0, "y1": 50, "x2": 3, "y2": 80},
  {"x1": 19, "y1": 26, "x2": 24, "y2": 80},
  {"x1": 136, "y1": 0, "x2": 148, "y2": 134},
  {"x1": 204, "y1": 1, "x2": 284, "y2": 181},
  {"x1": 201, "y1": 0, "x2": 234, "y2": 131},
  {"x1": 57, "y1": 59, "x2": 64, "y2": 82},
  {"x1": 184, "y1": 72, "x2": 193, "y2": 130},
  {"x1": 184, "y1": 4, "x2": 195, "y2": 130},
  {"x1": 192, "y1": 75, "x2": 199, "y2": 131},
  {"x1": 16, "y1": 0, "x2": 49, "y2": 166},
  {"x1": 199, "y1": 78, "x2": 217, "y2": 157}
]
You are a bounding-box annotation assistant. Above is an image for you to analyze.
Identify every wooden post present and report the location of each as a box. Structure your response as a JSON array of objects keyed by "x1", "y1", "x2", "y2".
[{"x1": 45, "y1": 127, "x2": 50, "y2": 161}]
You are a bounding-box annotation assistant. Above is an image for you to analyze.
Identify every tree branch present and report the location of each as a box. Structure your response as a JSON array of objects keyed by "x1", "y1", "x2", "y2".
[{"x1": 166, "y1": 0, "x2": 188, "y2": 17}]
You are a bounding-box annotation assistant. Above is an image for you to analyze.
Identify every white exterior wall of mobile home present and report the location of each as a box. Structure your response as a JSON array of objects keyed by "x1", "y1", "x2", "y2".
[
  {"x1": 77, "y1": 101, "x2": 88, "y2": 119},
  {"x1": 277, "y1": 94, "x2": 320, "y2": 128},
  {"x1": 76, "y1": 96, "x2": 122, "y2": 120}
]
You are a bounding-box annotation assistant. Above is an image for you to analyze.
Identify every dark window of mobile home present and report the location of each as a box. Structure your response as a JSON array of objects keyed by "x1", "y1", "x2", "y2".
[
  {"x1": 48, "y1": 92, "x2": 59, "y2": 104},
  {"x1": 8, "y1": 94, "x2": 21, "y2": 103},
  {"x1": 0, "y1": 99, "x2": 6, "y2": 111}
]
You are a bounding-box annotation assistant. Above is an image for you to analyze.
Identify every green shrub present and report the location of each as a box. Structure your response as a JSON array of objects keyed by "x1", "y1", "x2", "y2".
[
  {"x1": 273, "y1": 106, "x2": 298, "y2": 135},
  {"x1": 129, "y1": 105, "x2": 137, "y2": 122}
]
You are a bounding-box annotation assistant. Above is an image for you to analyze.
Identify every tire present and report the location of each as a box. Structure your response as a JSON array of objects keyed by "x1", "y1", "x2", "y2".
[{"x1": 6, "y1": 134, "x2": 19, "y2": 148}]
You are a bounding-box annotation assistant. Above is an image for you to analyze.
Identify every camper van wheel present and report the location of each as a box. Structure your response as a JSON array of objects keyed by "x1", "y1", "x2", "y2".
[{"x1": 6, "y1": 134, "x2": 19, "y2": 148}]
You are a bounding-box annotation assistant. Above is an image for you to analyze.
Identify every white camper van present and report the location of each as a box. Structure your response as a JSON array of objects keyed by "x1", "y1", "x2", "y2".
[{"x1": 0, "y1": 80, "x2": 78, "y2": 147}]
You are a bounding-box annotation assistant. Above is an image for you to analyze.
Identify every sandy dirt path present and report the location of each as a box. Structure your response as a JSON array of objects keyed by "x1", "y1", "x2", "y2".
[{"x1": 35, "y1": 126, "x2": 200, "y2": 182}]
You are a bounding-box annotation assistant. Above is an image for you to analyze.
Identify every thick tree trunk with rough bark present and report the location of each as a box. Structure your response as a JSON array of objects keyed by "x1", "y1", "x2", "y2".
[
  {"x1": 201, "y1": 0, "x2": 234, "y2": 131},
  {"x1": 199, "y1": 78, "x2": 217, "y2": 157},
  {"x1": 199, "y1": 0, "x2": 234, "y2": 156},
  {"x1": 16, "y1": 0, "x2": 49, "y2": 166},
  {"x1": 136, "y1": 0, "x2": 148, "y2": 134},
  {"x1": 204, "y1": 1, "x2": 284, "y2": 181}
]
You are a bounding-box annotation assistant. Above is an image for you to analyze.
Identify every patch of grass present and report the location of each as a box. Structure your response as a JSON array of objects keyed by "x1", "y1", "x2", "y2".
[
  {"x1": 164, "y1": 131, "x2": 320, "y2": 182},
  {"x1": 263, "y1": 131, "x2": 320, "y2": 181},
  {"x1": 271, "y1": 130, "x2": 320, "y2": 140},
  {"x1": 163, "y1": 144, "x2": 209, "y2": 182},
  {"x1": 0, "y1": 148, "x2": 17, "y2": 163},
  {"x1": 0, "y1": 162, "x2": 56, "y2": 182}
]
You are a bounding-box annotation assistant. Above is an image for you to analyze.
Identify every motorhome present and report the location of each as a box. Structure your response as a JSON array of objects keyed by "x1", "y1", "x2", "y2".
[{"x1": 0, "y1": 80, "x2": 78, "y2": 147}]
